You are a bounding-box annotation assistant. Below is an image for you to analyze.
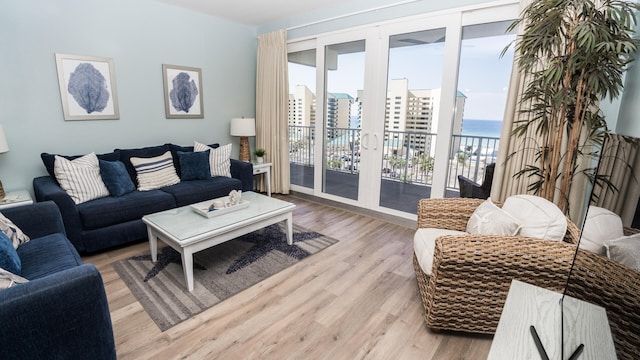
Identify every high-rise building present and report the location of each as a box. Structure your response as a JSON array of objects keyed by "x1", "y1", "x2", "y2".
[{"x1": 288, "y1": 85, "x2": 316, "y2": 127}]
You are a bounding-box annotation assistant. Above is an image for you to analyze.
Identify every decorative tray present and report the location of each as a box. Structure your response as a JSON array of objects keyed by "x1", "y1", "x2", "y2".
[{"x1": 190, "y1": 197, "x2": 250, "y2": 218}]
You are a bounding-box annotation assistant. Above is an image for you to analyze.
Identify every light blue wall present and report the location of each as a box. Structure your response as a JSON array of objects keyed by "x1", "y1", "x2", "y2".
[{"x1": 0, "y1": 0, "x2": 257, "y2": 193}]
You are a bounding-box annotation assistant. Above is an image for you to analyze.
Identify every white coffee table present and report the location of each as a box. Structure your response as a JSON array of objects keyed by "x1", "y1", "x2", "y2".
[{"x1": 142, "y1": 191, "x2": 295, "y2": 291}]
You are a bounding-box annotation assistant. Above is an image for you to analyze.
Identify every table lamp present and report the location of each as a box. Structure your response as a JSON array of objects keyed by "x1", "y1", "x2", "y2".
[
  {"x1": 0, "y1": 125, "x2": 9, "y2": 199},
  {"x1": 230, "y1": 117, "x2": 255, "y2": 162}
]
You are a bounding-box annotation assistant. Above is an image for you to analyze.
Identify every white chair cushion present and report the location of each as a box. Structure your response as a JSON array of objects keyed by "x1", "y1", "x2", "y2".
[
  {"x1": 466, "y1": 198, "x2": 522, "y2": 236},
  {"x1": 580, "y1": 206, "x2": 624, "y2": 255},
  {"x1": 502, "y1": 194, "x2": 567, "y2": 241},
  {"x1": 414, "y1": 228, "x2": 467, "y2": 275}
]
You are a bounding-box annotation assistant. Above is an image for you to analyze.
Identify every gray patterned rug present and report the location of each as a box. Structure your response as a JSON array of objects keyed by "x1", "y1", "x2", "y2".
[{"x1": 113, "y1": 223, "x2": 338, "y2": 331}]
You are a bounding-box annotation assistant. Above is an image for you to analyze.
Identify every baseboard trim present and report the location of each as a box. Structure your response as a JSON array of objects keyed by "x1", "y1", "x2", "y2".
[{"x1": 286, "y1": 191, "x2": 416, "y2": 230}]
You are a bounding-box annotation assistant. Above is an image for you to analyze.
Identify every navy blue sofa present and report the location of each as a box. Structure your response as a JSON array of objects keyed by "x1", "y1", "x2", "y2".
[
  {"x1": 0, "y1": 201, "x2": 116, "y2": 360},
  {"x1": 33, "y1": 143, "x2": 254, "y2": 253}
]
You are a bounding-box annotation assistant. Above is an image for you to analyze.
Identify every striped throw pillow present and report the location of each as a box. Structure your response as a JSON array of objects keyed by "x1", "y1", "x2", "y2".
[
  {"x1": 194, "y1": 142, "x2": 231, "y2": 178},
  {"x1": 54, "y1": 153, "x2": 110, "y2": 204},
  {"x1": 130, "y1": 151, "x2": 180, "y2": 191},
  {"x1": 0, "y1": 212, "x2": 30, "y2": 249}
]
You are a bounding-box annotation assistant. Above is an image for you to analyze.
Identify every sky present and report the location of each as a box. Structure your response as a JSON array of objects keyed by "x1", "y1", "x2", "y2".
[{"x1": 289, "y1": 31, "x2": 515, "y2": 121}]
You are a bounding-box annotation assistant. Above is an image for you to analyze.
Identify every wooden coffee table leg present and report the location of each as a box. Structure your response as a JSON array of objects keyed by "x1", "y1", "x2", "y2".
[
  {"x1": 286, "y1": 212, "x2": 293, "y2": 245},
  {"x1": 181, "y1": 248, "x2": 195, "y2": 292},
  {"x1": 148, "y1": 227, "x2": 158, "y2": 262}
]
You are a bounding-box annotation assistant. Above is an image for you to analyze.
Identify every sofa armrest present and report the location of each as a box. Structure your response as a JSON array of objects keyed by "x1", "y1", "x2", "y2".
[
  {"x1": 0, "y1": 201, "x2": 66, "y2": 239},
  {"x1": 33, "y1": 176, "x2": 84, "y2": 251},
  {"x1": 423, "y1": 235, "x2": 576, "y2": 332},
  {"x1": 230, "y1": 159, "x2": 254, "y2": 191},
  {"x1": 565, "y1": 249, "x2": 640, "y2": 360},
  {"x1": 417, "y1": 198, "x2": 485, "y2": 231},
  {"x1": 0, "y1": 264, "x2": 116, "y2": 360}
]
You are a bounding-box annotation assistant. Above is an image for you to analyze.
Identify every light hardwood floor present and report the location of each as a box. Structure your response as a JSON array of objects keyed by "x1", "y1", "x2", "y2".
[{"x1": 82, "y1": 194, "x2": 493, "y2": 359}]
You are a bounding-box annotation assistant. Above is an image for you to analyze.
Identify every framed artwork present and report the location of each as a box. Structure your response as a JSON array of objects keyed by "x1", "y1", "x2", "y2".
[
  {"x1": 55, "y1": 53, "x2": 120, "y2": 120},
  {"x1": 162, "y1": 64, "x2": 204, "y2": 119}
]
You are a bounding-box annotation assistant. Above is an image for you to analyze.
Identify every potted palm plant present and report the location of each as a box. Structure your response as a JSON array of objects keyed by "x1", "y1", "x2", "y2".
[{"x1": 505, "y1": 0, "x2": 639, "y2": 214}]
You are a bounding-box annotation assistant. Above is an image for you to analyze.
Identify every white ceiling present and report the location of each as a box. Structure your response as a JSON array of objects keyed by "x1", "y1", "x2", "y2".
[{"x1": 153, "y1": 0, "x2": 364, "y2": 27}]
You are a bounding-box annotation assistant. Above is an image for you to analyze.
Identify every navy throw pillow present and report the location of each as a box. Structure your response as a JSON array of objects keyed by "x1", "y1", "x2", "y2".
[
  {"x1": 99, "y1": 160, "x2": 136, "y2": 197},
  {"x1": 178, "y1": 150, "x2": 210, "y2": 181},
  {"x1": 0, "y1": 231, "x2": 21, "y2": 275}
]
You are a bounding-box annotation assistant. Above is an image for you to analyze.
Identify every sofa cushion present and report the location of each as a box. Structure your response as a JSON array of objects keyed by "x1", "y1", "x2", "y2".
[
  {"x1": 604, "y1": 233, "x2": 640, "y2": 271},
  {"x1": 77, "y1": 190, "x2": 177, "y2": 230},
  {"x1": 502, "y1": 195, "x2": 567, "y2": 241},
  {"x1": 17, "y1": 233, "x2": 82, "y2": 280},
  {"x1": 41, "y1": 150, "x2": 121, "y2": 179},
  {"x1": 466, "y1": 198, "x2": 521, "y2": 236},
  {"x1": 195, "y1": 142, "x2": 232, "y2": 178},
  {"x1": 161, "y1": 177, "x2": 242, "y2": 207},
  {"x1": 0, "y1": 211, "x2": 30, "y2": 248},
  {"x1": 0, "y1": 232, "x2": 21, "y2": 274},
  {"x1": 118, "y1": 144, "x2": 171, "y2": 186},
  {"x1": 99, "y1": 160, "x2": 136, "y2": 197},
  {"x1": 130, "y1": 151, "x2": 181, "y2": 191},
  {"x1": 178, "y1": 150, "x2": 210, "y2": 181},
  {"x1": 54, "y1": 153, "x2": 111, "y2": 204},
  {"x1": 414, "y1": 228, "x2": 467, "y2": 275},
  {"x1": 168, "y1": 143, "x2": 219, "y2": 175},
  {"x1": 580, "y1": 206, "x2": 624, "y2": 255}
]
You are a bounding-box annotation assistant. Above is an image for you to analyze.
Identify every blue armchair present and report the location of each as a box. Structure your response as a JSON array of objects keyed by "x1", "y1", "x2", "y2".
[{"x1": 0, "y1": 201, "x2": 116, "y2": 360}]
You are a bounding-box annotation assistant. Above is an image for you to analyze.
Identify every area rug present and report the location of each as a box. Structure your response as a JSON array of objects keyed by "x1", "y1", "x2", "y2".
[{"x1": 113, "y1": 223, "x2": 338, "y2": 331}]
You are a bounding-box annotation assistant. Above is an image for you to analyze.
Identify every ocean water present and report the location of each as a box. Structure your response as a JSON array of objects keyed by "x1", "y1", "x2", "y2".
[{"x1": 461, "y1": 119, "x2": 503, "y2": 138}]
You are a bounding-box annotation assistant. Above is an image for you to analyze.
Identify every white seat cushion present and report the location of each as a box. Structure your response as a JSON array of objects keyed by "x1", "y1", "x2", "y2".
[
  {"x1": 502, "y1": 195, "x2": 567, "y2": 241},
  {"x1": 580, "y1": 206, "x2": 624, "y2": 255},
  {"x1": 414, "y1": 228, "x2": 467, "y2": 275}
]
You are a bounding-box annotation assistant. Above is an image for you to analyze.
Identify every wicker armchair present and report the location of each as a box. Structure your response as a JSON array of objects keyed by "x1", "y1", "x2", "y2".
[
  {"x1": 564, "y1": 228, "x2": 640, "y2": 360},
  {"x1": 413, "y1": 198, "x2": 580, "y2": 334}
]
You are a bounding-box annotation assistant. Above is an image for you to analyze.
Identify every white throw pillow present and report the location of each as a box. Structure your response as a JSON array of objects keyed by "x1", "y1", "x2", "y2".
[
  {"x1": 414, "y1": 228, "x2": 467, "y2": 275},
  {"x1": 466, "y1": 198, "x2": 522, "y2": 236},
  {"x1": 194, "y1": 142, "x2": 231, "y2": 178},
  {"x1": 54, "y1": 153, "x2": 110, "y2": 204},
  {"x1": 0, "y1": 267, "x2": 28, "y2": 289},
  {"x1": 0, "y1": 212, "x2": 30, "y2": 249},
  {"x1": 604, "y1": 234, "x2": 640, "y2": 271},
  {"x1": 501, "y1": 194, "x2": 567, "y2": 241},
  {"x1": 580, "y1": 206, "x2": 624, "y2": 255},
  {"x1": 130, "y1": 151, "x2": 180, "y2": 191}
]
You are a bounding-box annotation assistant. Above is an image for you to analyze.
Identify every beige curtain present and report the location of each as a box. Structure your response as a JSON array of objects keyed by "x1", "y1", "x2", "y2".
[
  {"x1": 591, "y1": 134, "x2": 640, "y2": 226},
  {"x1": 490, "y1": 0, "x2": 587, "y2": 223},
  {"x1": 256, "y1": 29, "x2": 290, "y2": 194}
]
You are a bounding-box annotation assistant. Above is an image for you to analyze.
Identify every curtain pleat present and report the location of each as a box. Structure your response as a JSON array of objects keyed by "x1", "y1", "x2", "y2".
[
  {"x1": 591, "y1": 134, "x2": 640, "y2": 225},
  {"x1": 256, "y1": 29, "x2": 290, "y2": 194}
]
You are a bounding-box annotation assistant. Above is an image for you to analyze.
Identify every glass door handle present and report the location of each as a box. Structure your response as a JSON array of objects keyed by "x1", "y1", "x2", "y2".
[
  {"x1": 362, "y1": 133, "x2": 369, "y2": 150},
  {"x1": 373, "y1": 133, "x2": 378, "y2": 150}
]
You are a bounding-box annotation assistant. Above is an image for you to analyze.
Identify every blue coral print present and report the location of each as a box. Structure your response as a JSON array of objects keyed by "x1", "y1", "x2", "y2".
[
  {"x1": 67, "y1": 63, "x2": 110, "y2": 114},
  {"x1": 169, "y1": 72, "x2": 198, "y2": 113}
]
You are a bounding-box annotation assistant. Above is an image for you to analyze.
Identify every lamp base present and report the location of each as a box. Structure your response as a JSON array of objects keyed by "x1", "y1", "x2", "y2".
[
  {"x1": 239, "y1": 136, "x2": 251, "y2": 162},
  {"x1": 0, "y1": 180, "x2": 4, "y2": 200}
]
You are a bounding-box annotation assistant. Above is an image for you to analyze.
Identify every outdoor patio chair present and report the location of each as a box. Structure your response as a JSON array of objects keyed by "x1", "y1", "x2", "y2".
[{"x1": 458, "y1": 163, "x2": 495, "y2": 199}]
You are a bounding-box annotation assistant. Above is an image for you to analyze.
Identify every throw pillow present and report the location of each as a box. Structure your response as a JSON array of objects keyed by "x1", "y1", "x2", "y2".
[
  {"x1": 0, "y1": 232, "x2": 20, "y2": 275},
  {"x1": 129, "y1": 151, "x2": 181, "y2": 191},
  {"x1": 466, "y1": 198, "x2": 522, "y2": 236},
  {"x1": 580, "y1": 206, "x2": 624, "y2": 255},
  {"x1": 177, "y1": 150, "x2": 211, "y2": 181},
  {"x1": 54, "y1": 152, "x2": 110, "y2": 205},
  {"x1": 501, "y1": 194, "x2": 567, "y2": 241},
  {"x1": 0, "y1": 267, "x2": 28, "y2": 289},
  {"x1": 0, "y1": 212, "x2": 30, "y2": 249},
  {"x1": 194, "y1": 141, "x2": 232, "y2": 178},
  {"x1": 604, "y1": 234, "x2": 640, "y2": 271},
  {"x1": 99, "y1": 160, "x2": 136, "y2": 197}
]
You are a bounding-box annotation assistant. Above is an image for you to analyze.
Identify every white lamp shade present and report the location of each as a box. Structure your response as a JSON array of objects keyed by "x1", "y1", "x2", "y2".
[
  {"x1": 230, "y1": 118, "x2": 256, "y2": 137},
  {"x1": 0, "y1": 125, "x2": 8, "y2": 153}
]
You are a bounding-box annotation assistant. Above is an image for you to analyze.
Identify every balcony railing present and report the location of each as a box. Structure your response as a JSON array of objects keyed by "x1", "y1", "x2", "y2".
[{"x1": 288, "y1": 125, "x2": 499, "y2": 191}]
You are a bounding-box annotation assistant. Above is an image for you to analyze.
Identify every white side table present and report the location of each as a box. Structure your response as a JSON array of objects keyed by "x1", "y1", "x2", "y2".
[
  {"x1": 488, "y1": 280, "x2": 616, "y2": 360},
  {"x1": 0, "y1": 190, "x2": 34, "y2": 210},
  {"x1": 252, "y1": 162, "x2": 272, "y2": 197}
]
